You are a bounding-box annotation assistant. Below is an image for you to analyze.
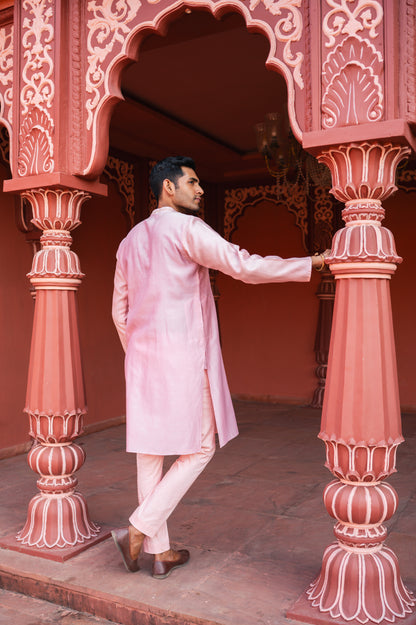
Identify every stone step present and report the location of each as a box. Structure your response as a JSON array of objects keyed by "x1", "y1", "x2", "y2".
[
  {"x1": 0, "y1": 562, "x2": 219, "y2": 625},
  {"x1": 0, "y1": 588, "x2": 121, "y2": 625}
]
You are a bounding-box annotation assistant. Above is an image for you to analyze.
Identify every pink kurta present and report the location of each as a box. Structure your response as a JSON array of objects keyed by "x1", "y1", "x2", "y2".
[{"x1": 112, "y1": 206, "x2": 312, "y2": 455}]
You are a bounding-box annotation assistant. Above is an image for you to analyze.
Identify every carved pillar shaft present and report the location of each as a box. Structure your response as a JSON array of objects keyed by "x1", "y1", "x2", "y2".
[
  {"x1": 306, "y1": 142, "x2": 415, "y2": 623},
  {"x1": 17, "y1": 187, "x2": 99, "y2": 549}
]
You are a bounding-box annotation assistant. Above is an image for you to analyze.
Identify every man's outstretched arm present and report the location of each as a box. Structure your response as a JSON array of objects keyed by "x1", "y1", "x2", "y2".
[{"x1": 182, "y1": 217, "x2": 320, "y2": 284}]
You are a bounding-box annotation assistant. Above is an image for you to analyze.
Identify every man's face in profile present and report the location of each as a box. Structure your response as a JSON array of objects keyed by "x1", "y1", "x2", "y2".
[{"x1": 171, "y1": 167, "x2": 204, "y2": 214}]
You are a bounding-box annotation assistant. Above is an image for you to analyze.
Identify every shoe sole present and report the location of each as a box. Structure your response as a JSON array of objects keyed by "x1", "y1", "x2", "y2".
[{"x1": 152, "y1": 558, "x2": 189, "y2": 580}]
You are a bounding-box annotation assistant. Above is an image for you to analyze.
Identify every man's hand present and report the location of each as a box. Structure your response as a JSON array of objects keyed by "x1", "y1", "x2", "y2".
[{"x1": 311, "y1": 249, "x2": 331, "y2": 271}]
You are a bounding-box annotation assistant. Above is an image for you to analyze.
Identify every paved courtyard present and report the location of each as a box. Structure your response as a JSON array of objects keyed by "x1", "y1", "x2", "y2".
[{"x1": 1, "y1": 401, "x2": 416, "y2": 625}]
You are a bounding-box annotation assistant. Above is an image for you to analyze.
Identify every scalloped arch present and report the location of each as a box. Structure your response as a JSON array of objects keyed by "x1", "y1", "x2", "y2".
[
  {"x1": 83, "y1": 0, "x2": 305, "y2": 178},
  {"x1": 224, "y1": 181, "x2": 308, "y2": 249}
]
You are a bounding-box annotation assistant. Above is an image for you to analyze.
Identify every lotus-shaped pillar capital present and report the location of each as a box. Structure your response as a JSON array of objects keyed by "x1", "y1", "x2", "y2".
[{"x1": 317, "y1": 141, "x2": 410, "y2": 204}]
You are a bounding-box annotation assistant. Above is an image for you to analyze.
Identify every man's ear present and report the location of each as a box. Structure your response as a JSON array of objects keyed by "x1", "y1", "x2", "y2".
[{"x1": 162, "y1": 178, "x2": 174, "y2": 196}]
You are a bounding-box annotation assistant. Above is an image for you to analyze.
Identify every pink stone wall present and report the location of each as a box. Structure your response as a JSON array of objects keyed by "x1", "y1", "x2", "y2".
[
  {"x1": 218, "y1": 199, "x2": 320, "y2": 403},
  {"x1": 72, "y1": 180, "x2": 127, "y2": 431},
  {"x1": 385, "y1": 190, "x2": 416, "y2": 412},
  {"x1": 0, "y1": 163, "x2": 33, "y2": 453}
]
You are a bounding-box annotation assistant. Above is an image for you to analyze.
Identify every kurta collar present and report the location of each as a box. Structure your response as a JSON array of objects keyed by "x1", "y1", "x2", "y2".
[{"x1": 152, "y1": 206, "x2": 176, "y2": 214}]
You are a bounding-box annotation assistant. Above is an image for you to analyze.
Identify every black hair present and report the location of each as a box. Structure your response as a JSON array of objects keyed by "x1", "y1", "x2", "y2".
[{"x1": 149, "y1": 156, "x2": 196, "y2": 201}]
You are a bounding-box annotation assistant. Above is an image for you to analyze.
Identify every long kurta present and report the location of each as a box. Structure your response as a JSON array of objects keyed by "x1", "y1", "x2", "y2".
[{"x1": 112, "y1": 206, "x2": 312, "y2": 455}]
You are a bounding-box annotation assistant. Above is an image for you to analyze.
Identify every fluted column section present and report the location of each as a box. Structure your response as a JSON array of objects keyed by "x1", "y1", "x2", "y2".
[
  {"x1": 17, "y1": 187, "x2": 99, "y2": 549},
  {"x1": 306, "y1": 142, "x2": 415, "y2": 623}
]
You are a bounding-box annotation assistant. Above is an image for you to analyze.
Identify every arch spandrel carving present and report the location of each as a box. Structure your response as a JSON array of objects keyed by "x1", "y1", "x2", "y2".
[{"x1": 82, "y1": 0, "x2": 308, "y2": 178}]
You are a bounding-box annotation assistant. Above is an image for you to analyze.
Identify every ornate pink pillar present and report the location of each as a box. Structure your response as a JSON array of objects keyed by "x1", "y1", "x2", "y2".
[
  {"x1": 289, "y1": 141, "x2": 416, "y2": 624},
  {"x1": 0, "y1": 0, "x2": 111, "y2": 559},
  {"x1": 15, "y1": 187, "x2": 100, "y2": 552}
]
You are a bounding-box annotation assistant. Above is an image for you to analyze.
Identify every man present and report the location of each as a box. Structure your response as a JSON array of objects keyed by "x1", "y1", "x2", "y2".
[{"x1": 111, "y1": 156, "x2": 327, "y2": 579}]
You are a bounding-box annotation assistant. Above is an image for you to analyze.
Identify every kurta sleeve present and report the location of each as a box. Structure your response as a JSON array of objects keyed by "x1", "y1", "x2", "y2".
[
  {"x1": 112, "y1": 261, "x2": 129, "y2": 352},
  {"x1": 182, "y1": 217, "x2": 312, "y2": 284}
]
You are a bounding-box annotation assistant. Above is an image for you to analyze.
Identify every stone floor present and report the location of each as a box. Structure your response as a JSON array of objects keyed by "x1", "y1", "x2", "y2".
[{"x1": 1, "y1": 401, "x2": 416, "y2": 625}]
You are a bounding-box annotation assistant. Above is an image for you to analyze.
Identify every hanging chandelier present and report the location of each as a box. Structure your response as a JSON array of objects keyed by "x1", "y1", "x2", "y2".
[{"x1": 254, "y1": 113, "x2": 332, "y2": 195}]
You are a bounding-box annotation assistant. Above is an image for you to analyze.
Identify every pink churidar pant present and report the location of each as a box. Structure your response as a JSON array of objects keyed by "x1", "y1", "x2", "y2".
[{"x1": 129, "y1": 371, "x2": 216, "y2": 554}]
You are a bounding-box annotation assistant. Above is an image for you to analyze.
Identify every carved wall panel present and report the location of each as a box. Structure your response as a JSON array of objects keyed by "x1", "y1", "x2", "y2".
[
  {"x1": 224, "y1": 180, "x2": 339, "y2": 254},
  {"x1": 403, "y1": 0, "x2": 416, "y2": 121},
  {"x1": 224, "y1": 183, "x2": 307, "y2": 245},
  {"x1": 311, "y1": 184, "x2": 338, "y2": 250},
  {"x1": 322, "y1": 1, "x2": 383, "y2": 49},
  {"x1": 321, "y1": 0, "x2": 384, "y2": 130},
  {"x1": 148, "y1": 190, "x2": 157, "y2": 216},
  {"x1": 147, "y1": 159, "x2": 157, "y2": 217},
  {"x1": 18, "y1": 0, "x2": 55, "y2": 177},
  {"x1": 0, "y1": 123, "x2": 9, "y2": 166},
  {"x1": 104, "y1": 155, "x2": 136, "y2": 228},
  {"x1": 0, "y1": 15, "x2": 13, "y2": 154},
  {"x1": 397, "y1": 161, "x2": 416, "y2": 192}
]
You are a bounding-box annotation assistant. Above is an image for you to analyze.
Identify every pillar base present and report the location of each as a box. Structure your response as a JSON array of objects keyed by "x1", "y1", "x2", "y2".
[
  {"x1": 287, "y1": 590, "x2": 416, "y2": 625},
  {"x1": 0, "y1": 525, "x2": 112, "y2": 562},
  {"x1": 17, "y1": 490, "x2": 100, "y2": 549}
]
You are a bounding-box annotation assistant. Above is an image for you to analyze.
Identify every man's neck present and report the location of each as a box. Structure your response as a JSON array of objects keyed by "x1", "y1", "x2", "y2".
[{"x1": 157, "y1": 203, "x2": 199, "y2": 216}]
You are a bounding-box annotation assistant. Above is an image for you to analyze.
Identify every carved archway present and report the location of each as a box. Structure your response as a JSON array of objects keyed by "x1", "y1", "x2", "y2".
[
  {"x1": 81, "y1": 0, "x2": 307, "y2": 178},
  {"x1": 0, "y1": 2, "x2": 305, "y2": 181}
]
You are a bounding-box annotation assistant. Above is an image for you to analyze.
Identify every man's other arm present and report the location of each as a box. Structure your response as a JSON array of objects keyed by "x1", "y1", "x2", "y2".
[{"x1": 112, "y1": 261, "x2": 128, "y2": 352}]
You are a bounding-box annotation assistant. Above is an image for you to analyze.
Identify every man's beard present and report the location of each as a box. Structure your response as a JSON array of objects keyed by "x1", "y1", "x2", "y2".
[{"x1": 176, "y1": 205, "x2": 201, "y2": 216}]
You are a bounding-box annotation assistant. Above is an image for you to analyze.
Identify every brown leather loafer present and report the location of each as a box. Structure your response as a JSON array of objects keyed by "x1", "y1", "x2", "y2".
[
  {"x1": 152, "y1": 549, "x2": 190, "y2": 579},
  {"x1": 111, "y1": 527, "x2": 140, "y2": 573}
]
